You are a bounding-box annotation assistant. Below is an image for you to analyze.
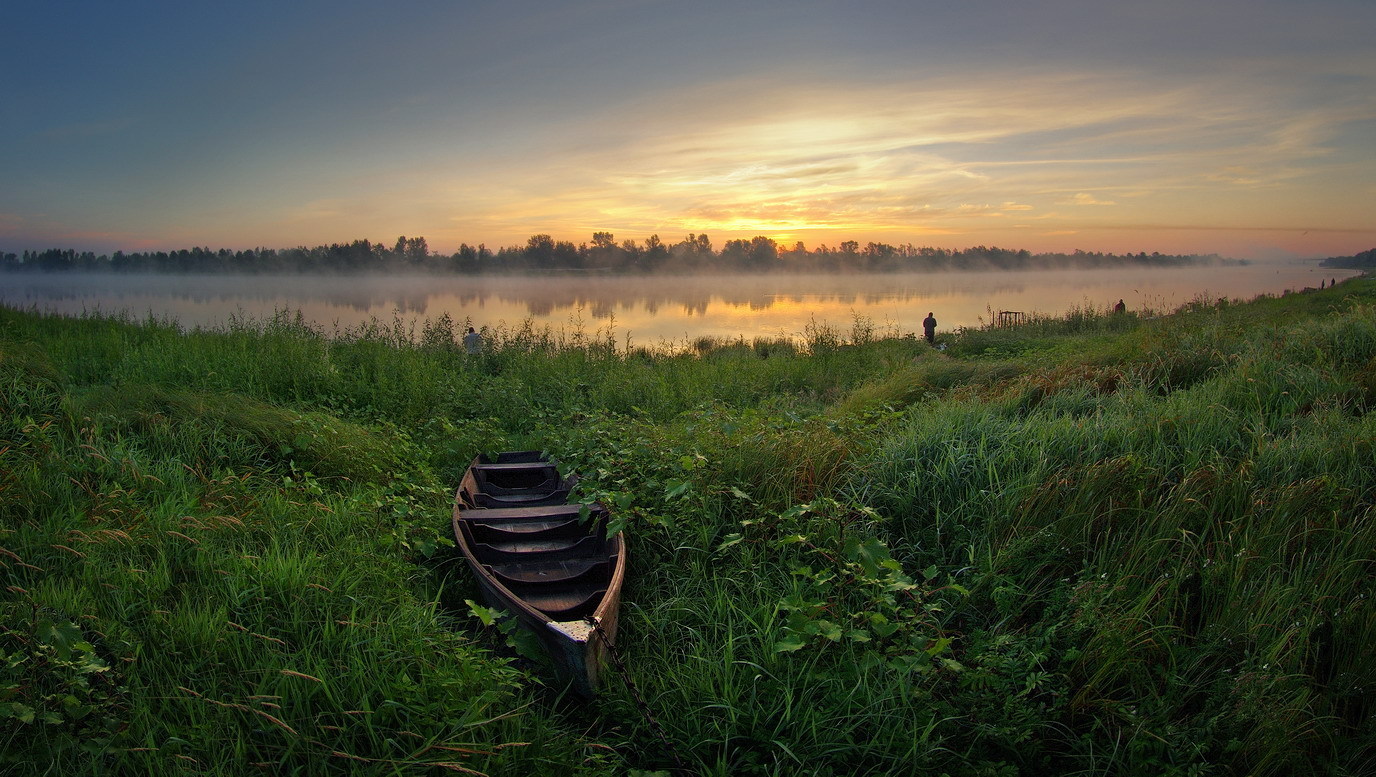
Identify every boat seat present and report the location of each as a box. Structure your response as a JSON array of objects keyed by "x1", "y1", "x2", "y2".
[
  {"x1": 456, "y1": 503, "x2": 604, "y2": 522},
  {"x1": 473, "y1": 461, "x2": 556, "y2": 472},
  {"x1": 472, "y1": 463, "x2": 562, "y2": 493},
  {"x1": 465, "y1": 487, "x2": 574, "y2": 508},
  {"x1": 468, "y1": 534, "x2": 609, "y2": 564},
  {"x1": 464, "y1": 517, "x2": 605, "y2": 545},
  {"x1": 487, "y1": 558, "x2": 611, "y2": 587},
  {"x1": 512, "y1": 584, "x2": 607, "y2": 620}
]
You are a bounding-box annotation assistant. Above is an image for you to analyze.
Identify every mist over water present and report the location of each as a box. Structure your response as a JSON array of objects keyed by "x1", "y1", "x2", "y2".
[{"x1": 0, "y1": 264, "x2": 1355, "y2": 345}]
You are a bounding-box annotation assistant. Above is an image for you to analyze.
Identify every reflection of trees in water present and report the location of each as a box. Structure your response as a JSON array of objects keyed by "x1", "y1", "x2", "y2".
[
  {"x1": 2, "y1": 268, "x2": 1324, "y2": 326},
  {"x1": 491, "y1": 275, "x2": 1037, "y2": 318},
  {"x1": 3, "y1": 272, "x2": 990, "y2": 318},
  {"x1": 2, "y1": 274, "x2": 475, "y2": 314}
]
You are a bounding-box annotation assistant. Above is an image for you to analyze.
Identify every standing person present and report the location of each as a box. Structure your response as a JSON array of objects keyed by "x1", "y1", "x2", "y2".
[
  {"x1": 464, "y1": 326, "x2": 482, "y2": 355},
  {"x1": 922, "y1": 312, "x2": 937, "y2": 345},
  {"x1": 1113, "y1": 299, "x2": 1126, "y2": 314}
]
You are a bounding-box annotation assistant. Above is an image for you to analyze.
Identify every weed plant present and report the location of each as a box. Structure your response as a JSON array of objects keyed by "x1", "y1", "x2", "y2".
[{"x1": 2, "y1": 278, "x2": 1373, "y2": 775}]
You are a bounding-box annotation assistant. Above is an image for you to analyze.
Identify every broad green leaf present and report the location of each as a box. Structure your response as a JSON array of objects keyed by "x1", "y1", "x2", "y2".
[
  {"x1": 465, "y1": 600, "x2": 500, "y2": 627},
  {"x1": 940, "y1": 658, "x2": 966, "y2": 672},
  {"x1": 2, "y1": 702, "x2": 35, "y2": 724},
  {"x1": 924, "y1": 637, "x2": 954, "y2": 657},
  {"x1": 39, "y1": 618, "x2": 85, "y2": 661},
  {"x1": 846, "y1": 536, "x2": 892, "y2": 578},
  {"x1": 872, "y1": 621, "x2": 900, "y2": 639},
  {"x1": 773, "y1": 635, "x2": 807, "y2": 653}
]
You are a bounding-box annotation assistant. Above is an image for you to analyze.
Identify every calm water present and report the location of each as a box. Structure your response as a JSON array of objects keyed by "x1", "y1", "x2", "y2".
[{"x1": 0, "y1": 264, "x2": 1353, "y2": 346}]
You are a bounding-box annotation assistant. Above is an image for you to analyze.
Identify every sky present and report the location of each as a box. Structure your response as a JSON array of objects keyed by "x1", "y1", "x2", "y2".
[{"x1": 3, "y1": 0, "x2": 1374, "y2": 261}]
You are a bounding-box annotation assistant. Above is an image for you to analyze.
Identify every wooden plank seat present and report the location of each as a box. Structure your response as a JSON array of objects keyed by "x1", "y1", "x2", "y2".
[
  {"x1": 463, "y1": 517, "x2": 603, "y2": 546},
  {"x1": 465, "y1": 534, "x2": 609, "y2": 564},
  {"x1": 487, "y1": 557, "x2": 613, "y2": 587},
  {"x1": 510, "y1": 584, "x2": 609, "y2": 620},
  {"x1": 463, "y1": 486, "x2": 574, "y2": 508},
  {"x1": 471, "y1": 462, "x2": 562, "y2": 493},
  {"x1": 456, "y1": 503, "x2": 601, "y2": 522},
  {"x1": 465, "y1": 517, "x2": 581, "y2": 538}
]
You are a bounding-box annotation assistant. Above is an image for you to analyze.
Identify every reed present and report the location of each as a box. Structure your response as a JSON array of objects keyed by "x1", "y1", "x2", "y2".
[{"x1": 2, "y1": 278, "x2": 1373, "y2": 775}]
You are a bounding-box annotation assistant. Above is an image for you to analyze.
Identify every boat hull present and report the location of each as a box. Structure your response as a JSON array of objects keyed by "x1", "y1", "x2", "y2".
[{"x1": 453, "y1": 453, "x2": 625, "y2": 696}]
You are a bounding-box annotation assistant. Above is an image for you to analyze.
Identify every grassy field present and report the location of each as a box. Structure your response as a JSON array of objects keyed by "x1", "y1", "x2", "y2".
[{"x1": 2, "y1": 277, "x2": 1373, "y2": 776}]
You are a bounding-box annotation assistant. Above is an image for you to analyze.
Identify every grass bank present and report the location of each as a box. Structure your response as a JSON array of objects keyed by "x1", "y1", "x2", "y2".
[{"x1": 2, "y1": 278, "x2": 1373, "y2": 775}]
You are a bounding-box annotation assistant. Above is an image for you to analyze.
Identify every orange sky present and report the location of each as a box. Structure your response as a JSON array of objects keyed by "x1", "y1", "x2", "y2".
[{"x1": 4, "y1": 2, "x2": 1374, "y2": 261}]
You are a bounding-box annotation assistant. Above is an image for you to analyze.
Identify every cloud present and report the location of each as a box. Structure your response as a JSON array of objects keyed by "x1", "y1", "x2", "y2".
[
  {"x1": 1060, "y1": 193, "x2": 1117, "y2": 206},
  {"x1": 344, "y1": 60, "x2": 1376, "y2": 256}
]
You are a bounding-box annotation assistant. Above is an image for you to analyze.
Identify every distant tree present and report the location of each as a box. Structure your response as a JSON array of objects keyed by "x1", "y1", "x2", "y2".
[
  {"x1": 393, "y1": 235, "x2": 429, "y2": 264},
  {"x1": 644, "y1": 234, "x2": 667, "y2": 267},
  {"x1": 862, "y1": 242, "x2": 896, "y2": 269},
  {"x1": 668, "y1": 234, "x2": 711, "y2": 269},
  {"x1": 452, "y1": 243, "x2": 481, "y2": 272},
  {"x1": 747, "y1": 236, "x2": 778, "y2": 268},
  {"x1": 720, "y1": 239, "x2": 749, "y2": 266},
  {"x1": 620, "y1": 238, "x2": 642, "y2": 269},
  {"x1": 1319, "y1": 247, "x2": 1376, "y2": 269},
  {"x1": 781, "y1": 241, "x2": 807, "y2": 261},
  {"x1": 525, "y1": 234, "x2": 556, "y2": 266},
  {"x1": 554, "y1": 239, "x2": 581, "y2": 268},
  {"x1": 719, "y1": 236, "x2": 777, "y2": 269},
  {"x1": 588, "y1": 232, "x2": 622, "y2": 269}
]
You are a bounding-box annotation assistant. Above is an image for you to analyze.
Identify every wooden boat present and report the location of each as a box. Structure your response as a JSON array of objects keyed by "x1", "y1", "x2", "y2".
[
  {"x1": 453, "y1": 453, "x2": 626, "y2": 696},
  {"x1": 458, "y1": 452, "x2": 578, "y2": 508}
]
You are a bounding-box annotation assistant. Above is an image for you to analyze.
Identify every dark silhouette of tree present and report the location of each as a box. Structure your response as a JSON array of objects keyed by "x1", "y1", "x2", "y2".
[
  {"x1": 0, "y1": 233, "x2": 1222, "y2": 275},
  {"x1": 525, "y1": 234, "x2": 555, "y2": 267}
]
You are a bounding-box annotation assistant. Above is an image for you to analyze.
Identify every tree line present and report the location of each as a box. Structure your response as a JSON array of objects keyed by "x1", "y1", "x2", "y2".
[
  {"x1": 1319, "y1": 247, "x2": 1376, "y2": 269},
  {"x1": 1, "y1": 233, "x2": 1225, "y2": 274}
]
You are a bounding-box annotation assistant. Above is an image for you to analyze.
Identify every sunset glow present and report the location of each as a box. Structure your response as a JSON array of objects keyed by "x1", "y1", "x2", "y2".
[{"x1": 3, "y1": 2, "x2": 1373, "y2": 260}]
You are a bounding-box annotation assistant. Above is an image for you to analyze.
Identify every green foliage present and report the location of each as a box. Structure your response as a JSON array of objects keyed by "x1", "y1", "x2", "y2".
[
  {"x1": 0, "y1": 607, "x2": 124, "y2": 763},
  {"x1": 2, "y1": 277, "x2": 1374, "y2": 775},
  {"x1": 720, "y1": 497, "x2": 964, "y2": 664}
]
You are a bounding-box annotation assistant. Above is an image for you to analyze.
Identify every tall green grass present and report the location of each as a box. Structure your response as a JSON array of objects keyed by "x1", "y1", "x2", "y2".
[{"x1": 3, "y1": 278, "x2": 1374, "y2": 775}]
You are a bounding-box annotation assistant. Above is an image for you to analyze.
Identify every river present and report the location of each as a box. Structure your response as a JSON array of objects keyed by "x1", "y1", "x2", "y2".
[{"x1": 0, "y1": 263, "x2": 1354, "y2": 347}]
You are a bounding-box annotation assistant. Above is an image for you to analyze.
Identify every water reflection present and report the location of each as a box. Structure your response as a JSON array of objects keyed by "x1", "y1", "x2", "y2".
[{"x1": 0, "y1": 265, "x2": 1353, "y2": 344}]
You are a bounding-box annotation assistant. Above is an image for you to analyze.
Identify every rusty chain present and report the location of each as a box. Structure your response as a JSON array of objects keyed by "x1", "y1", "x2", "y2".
[{"x1": 585, "y1": 616, "x2": 694, "y2": 775}]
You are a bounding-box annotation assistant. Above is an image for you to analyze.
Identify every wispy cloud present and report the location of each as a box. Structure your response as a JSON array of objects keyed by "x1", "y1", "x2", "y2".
[
  {"x1": 445, "y1": 67, "x2": 1373, "y2": 244},
  {"x1": 1060, "y1": 193, "x2": 1117, "y2": 206},
  {"x1": 6, "y1": 2, "x2": 1374, "y2": 259}
]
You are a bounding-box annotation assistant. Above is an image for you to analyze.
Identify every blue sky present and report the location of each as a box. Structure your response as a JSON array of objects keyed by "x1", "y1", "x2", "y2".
[{"x1": 3, "y1": 0, "x2": 1374, "y2": 259}]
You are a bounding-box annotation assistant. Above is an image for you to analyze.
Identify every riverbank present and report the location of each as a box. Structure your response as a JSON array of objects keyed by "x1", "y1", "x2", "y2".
[{"x1": 2, "y1": 277, "x2": 1373, "y2": 775}]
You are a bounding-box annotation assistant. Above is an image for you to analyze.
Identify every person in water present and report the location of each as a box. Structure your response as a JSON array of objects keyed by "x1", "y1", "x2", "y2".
[{"x1": 922, "y1": 312, "x2": 937, "y2": 344}]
